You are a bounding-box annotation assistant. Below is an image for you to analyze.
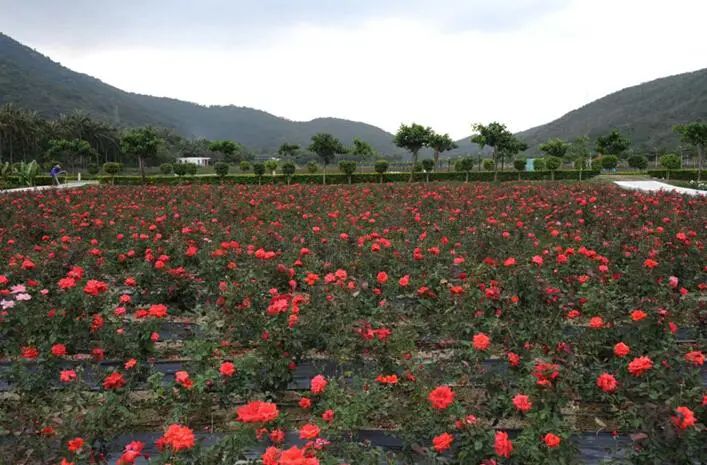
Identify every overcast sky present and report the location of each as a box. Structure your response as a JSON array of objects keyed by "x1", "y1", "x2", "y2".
[{"x1": 1, "y1": 0, "x2": 705, "y2": 138}]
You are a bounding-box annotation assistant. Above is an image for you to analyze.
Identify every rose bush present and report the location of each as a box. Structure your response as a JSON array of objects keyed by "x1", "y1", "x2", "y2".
[{"x1": 0, "y1": 182, "x2": 704, "y2": 464}]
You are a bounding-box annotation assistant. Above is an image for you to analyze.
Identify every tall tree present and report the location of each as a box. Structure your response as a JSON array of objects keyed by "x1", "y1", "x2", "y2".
[
  {"x1": 393, "y1": 123, "x2": 433, "y2": 181},
  {"x1": 121, "y1": 127, "x2": 162, "y2": 182},
  {"x1": 674, "y1": 122, "x2": 707, "y2": 181},
  {"x1": 46, "y1": 139, "x2": 98, "y2": 170},
  {"x1": 427, "y1": 133, "x2": 457, "y2": 169},
  {"x1": 350, "y1": 138, "x2": 376, "y2": 160},
  {"x1": 539, "y1": 138, "x2": 569, "y2": 159},
  {"x1": 595, "y1": 129, "x2": 631, "y2": 158},
  {"x1": 209, "y1": 140, "x2": 237, "y2": 162},
  {"x1": 471, "y1": 122, "x2": 520, "y2": 181},
  {"x1": 308, "y1": 133, "x2": 345, "y2": 184},
  {"x1": 277, "y1": 143, "x2": 300, "y2": 159}
]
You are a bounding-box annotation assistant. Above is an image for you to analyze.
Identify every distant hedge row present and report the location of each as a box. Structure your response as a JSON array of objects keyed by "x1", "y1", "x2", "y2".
[
  {"x1": 96, "y1": 170, "x2": 600, "y2": 185},
  {"x1": 646, "y1": 169, "x2": 705, "y2": 181}
]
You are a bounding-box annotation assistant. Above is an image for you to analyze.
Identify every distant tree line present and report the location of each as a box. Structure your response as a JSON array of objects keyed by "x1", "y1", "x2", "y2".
[{"x1": 2, "y1": 103, "x2": 704, "y2": 182}]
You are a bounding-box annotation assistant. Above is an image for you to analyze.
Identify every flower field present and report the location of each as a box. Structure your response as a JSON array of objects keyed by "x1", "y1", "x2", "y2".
[{"x1": 0, "y1": 183, "x2": 704, "y2": 465}]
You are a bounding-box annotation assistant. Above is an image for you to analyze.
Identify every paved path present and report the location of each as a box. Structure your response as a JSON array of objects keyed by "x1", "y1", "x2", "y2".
[
  {"x1": 0, "y1": 181, "x2": 97, "y2": 194},
  {"x1": 614, "y1": 180, "x2": 706, "y2": 196}
]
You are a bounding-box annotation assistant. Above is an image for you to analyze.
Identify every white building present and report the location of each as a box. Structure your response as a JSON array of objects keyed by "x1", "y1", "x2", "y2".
[{"x1": 176, "y1": 157, "x2": 211, "y2": 167}]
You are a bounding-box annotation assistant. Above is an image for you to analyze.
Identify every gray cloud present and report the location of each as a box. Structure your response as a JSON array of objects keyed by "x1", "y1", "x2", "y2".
[{"x1": 0, "y1": 0, "x2": 570, "y2": 50}]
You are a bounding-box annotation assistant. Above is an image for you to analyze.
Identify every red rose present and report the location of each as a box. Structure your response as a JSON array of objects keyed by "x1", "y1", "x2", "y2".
[
  {"x1": 671, "y1": 406, "x2": 696, "y2": 430},
  {"x1": 494, "y1": 431, "x2": 513, "y2": 458},
  {"x1": 310, "y1": 374, "x2": 327, "y2": 394},
  {"x1": 512, "y1": 394, "x2": 532, "y2": 413},
  {"x1": 627, "y1": 356, "x2": 653, "y2": 377},
  {"x1": 103, "y1": 372, "x2": 126, "y2": 390},
  {"x1": 472, "y1": 332, "x2": 491, "y2": 351},
  {"x1": 158, "y1": 424, "x2": 195, "y2": 451},
  {"x1": 432, "y1": 432, "x2": 454, "y2": 452},
  {"x1": 299, "y1": 423, "x2": 320, "y2": 439},
  {"x1": 428, "y1": 385, "x2": 455, "y2": 410},
  {"x1": 67, "y1": 437, "x2": 84, "y2": 452},
  {"x1": 544, "y1": 433, "x2": 561, "y2": 448},
  {"x1": 596, "y1": 373, "x2": 618, "y2": 393},
  {"x1": 236, "y1": 401, "x2": 280, "y2": 423},
  {"x1": 685, "y1": 351, "x2": 704, "y2": 366},
  {"x1": 220, "y1": 361, "x2": 236, "y2": 377},
  {"x1": 614, "y1": 342, "x2": 630, "y2": 357}
]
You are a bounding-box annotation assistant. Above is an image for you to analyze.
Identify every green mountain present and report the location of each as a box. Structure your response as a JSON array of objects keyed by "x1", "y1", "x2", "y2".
[
  {"x1": 454, "y1": 68, "x2": 707, "y2": 155},
  {"x1": 0, "y1": 33, "x2": 399, "y2": 154}
]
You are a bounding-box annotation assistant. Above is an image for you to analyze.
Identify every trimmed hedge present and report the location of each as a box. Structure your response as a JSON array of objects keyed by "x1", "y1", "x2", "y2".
[
  {"x1": 97, "y1": 170, "x2": 600, "y2": 186},
  {"x1": 647, "y1": 169, "x2": 705, "y2": 181}
]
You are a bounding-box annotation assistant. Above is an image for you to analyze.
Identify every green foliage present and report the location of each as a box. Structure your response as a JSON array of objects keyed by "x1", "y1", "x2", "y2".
[
  {"x1": 173, "y1": 163, "x2": 188, "y2": 176},
  {"x1": 482, "y1": 159, "x2": 495, "y2": 171},
  {"x1": 121, "y1": 127, "x2": 162, "y2": 180},
  {"x1": 14, "y1": 160, "x2": 39, "y2": 186},
  {"x1": 421, "y1": 159, "x2": 435, "y2": 172},
  {"x1": 308, "y1": 133, "x2": 345, "y2": 167},
  {"x1": 277, "y1": 143, "x2": 299, "y2": 158},
  {"x1": 281, "y1": 161, "x2": 296, "y2": 177},
  {"x1": 393, "y1": 123, "x2": 432, "y2": 155},
  {"x1": 350, "y1": 138, "x2": 376, "y2": 160},
  {"x1": 545, "y1": 156, "x2": 563, "y2": 171},
  {"x1": 600, "y1": 155, "x2": 619, "y2": 169},
  {"x1": 427, "y1": 132, "x2": 457, "y2": 166},
  {"x1": 214, "y1": 162, "x2": 229, "y2": 177},
  {"x1": 573, "y1": 157, "x2": 587, "y2": 169},
  {"x1": 86, "y1": 163, "x2": 99, "y2": 175},
  {"x1": 513, "y1": 159, "x2": 527, "y2": 171},
  {"x1": 209, "y1": 140, "x2": 247, "y2": 163},
  {"x1": 674, "y1": 122, "x2": 706, "y2": 179},
  {"x1": 393, "y1": 123, "x2": 433, "y2": 180},
  {"x1": 159, "y1": 163, "x2": 173, "y2": 174},
  {"x1": 627, "y1": 155, "x2": 648, "y2": 170},
  {"x1": 596, "y1": 129, "x2": 630, "y2": 157},
  {"x1": 252, "y1": 162, "x2": 266, "y2": 177},
  {"x1": 533, "y1": 158, "x2": 546, "y2": 170},
  {"x1": 539, "y1": 138, "x2": 569, "y2": 159},
  {"x1": 102, "y1": 162, "x2": 122, "y2": 176},
  {"x1": 264, "y1": 159, "x2": 278, "y2": 174},
  {"x1": 338, "y1": 160, "x2": 357, "y2": 183},
  {"x1": 306, "y1": 161, "x2": 319, "y2": 173},
  {"x1": 454, "y1": 157, "x2": 474, "y2": 173},
  {"x1": 567, "y1": 136, "x2": 590, "y2": 161},
  {"x1": 185, "y1": 163, "x2": 198, "y2": 175},
  {"x1": 239, "y1": 160, "x2": 251, "y2": 172},
  {"x1": 659, "y1": 153, "x2": 681, "y2": 170},
  {"x1": 98, "y1": 170, "x2": 600, "y2": 185},
  {"x1": 647, "y1": 169, "x2": 704, "y2": 180},
  {"x1": 46, "y1": 138, "x2": 98, "y2": 166},
  {"x1": 373, "y1": 159, "x2": 389, "y2": 174},
  {"x1": 472, "y1": 122, "x2": 527, "y2": 176}
]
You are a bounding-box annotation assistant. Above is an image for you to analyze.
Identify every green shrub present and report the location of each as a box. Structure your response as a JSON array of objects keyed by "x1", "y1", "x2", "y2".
[
  {"x1": 98, "y1": 170, "x2": 599, "y2": 186},
  {"x1": 185, "y1": 163, "x2": 198, "y2": 175},
  {"x1": 600, "y1": 155, "x2": 619, "y2": 170},
  {"x1": 87, "y1": 164, "x2": 99, "y2": 175},
  {"x1": 264, "y1": 159, "x2": 278, "y2": 175},
  {"x1": 160, "y1": 163, "x2": 173, "y2": 175},
  {"x1": 306, "y1": 161, "x2": 319, "y2": 173},
  {"x1": 239, "y1": 161, "x2": 251, "y2": 172},
  {"x1": 646, "y1": 169, "x2": 704, "y2": 181},
  {"x1": 627, "y1": 155, "x2": 648, "y2": 171},
  {"x1": 281, "y1": 161, "x2": 296, "y2": 184},
  {"x1": 214, "y1": 162, "x2": 229, "y2": 177},
  {"x1": 513, "y1": 159, "x2": 527, "y2": 171},
  {"x1": 173, "y1": 163, "x2": 188, "y2": 176},
  {"x1": 482, "y1": 159, "x2": 495, "y2": 171},
  {"x1": 338, "y1": 160, "x2": 357, "y2": 184},
  {"x1": 533, "y1": 158, "x2": 546, "y2": 171}
]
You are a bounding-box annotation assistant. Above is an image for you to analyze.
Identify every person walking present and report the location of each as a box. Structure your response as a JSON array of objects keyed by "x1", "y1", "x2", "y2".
[{"x1": 50, "y1": 163, "x2": 66, "y2": 186}]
